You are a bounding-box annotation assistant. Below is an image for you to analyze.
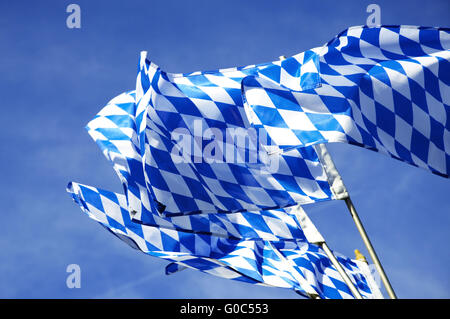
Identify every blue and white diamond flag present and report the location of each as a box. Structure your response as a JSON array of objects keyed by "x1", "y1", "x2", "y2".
[
  {"x1": 243, "y1": 25, "x2": 450, "y2": 177},
  {"x1": 69, "y1": 89, "x2": 381, "y2": 298},
  {"x1": 67, "y1": 181, "x2": 382, "y2": 299},
  {"x1": 89, "y1": 89, "x2": 338, "y2": 219},
  {"x1": 85, "y1": 90, "x2": 335, "y2": 239},
  {"x1": 242, "y1": 26, "x2": 450, "y2": 177}
]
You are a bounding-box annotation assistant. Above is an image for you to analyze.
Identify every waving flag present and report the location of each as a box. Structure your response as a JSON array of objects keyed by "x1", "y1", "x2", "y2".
[
  {"x1": 69, "y1": 87, "x2": 381, "y2": 298},
  {"x1": 89, "y1": 90, "x2": 339, "y2": 219},
  {"x1": 67, "y1": 181, "x2": 381, "y2": 299},
  {"x1": 86, "y1": 92, "x2": 308, "y2": 240},
  {"x1": 243, "y1": 26, "x2": 450, "y2": 177},
  {"x1": 134, "y1": 54, "x2": 340, "y2": 216}
]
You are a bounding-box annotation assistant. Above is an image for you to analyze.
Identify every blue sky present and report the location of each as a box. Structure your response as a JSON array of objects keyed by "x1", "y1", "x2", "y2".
[{"x1": 0, "y1": 0, "x2": 449, "y2": 298}]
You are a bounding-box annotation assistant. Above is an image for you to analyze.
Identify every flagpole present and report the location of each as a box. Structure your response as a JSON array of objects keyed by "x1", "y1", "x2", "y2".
[
  {"x1": 343, "y1": 196, "x2": 397, "y2": 299},
  {"x1": 293, "y1": 205, "x2": 363, "y2": 299},
  {"x1": 314, "y1": 143, "x2": 397, "y2": 299}
]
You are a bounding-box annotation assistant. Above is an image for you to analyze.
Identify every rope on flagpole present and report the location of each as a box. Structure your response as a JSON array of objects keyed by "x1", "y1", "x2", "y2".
[{"x1": 314, "y1": 143, "x2": 397, "y2": 299}]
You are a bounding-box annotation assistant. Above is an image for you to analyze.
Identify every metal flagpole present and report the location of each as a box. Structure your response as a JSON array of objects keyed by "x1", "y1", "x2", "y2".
[
  {"x1": 314, "y1": 143, "x2": 397, "y2": 299},
  {"x1": 343, "y1": 196, "x2": 397, "y2": 299},
  {"x1": 293, "y1": 205, "x2": 363, "y2": 299}
]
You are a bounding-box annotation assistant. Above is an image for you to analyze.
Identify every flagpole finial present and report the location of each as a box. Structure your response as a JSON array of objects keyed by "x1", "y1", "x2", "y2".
[
  {"x1": 278, "y1": 55, "x2": 287, "y2": 61},
  {"x1": 354, "y1": 249, "x2": 367, "y2": 263}
]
